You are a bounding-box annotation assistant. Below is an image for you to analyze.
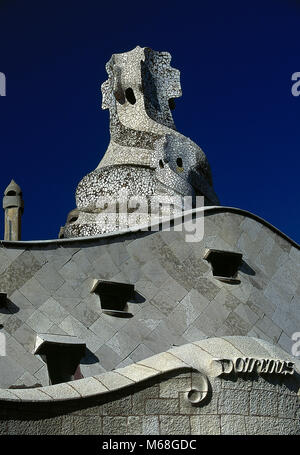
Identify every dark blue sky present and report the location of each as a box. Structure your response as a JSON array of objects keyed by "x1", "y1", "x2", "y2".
[{"x1": 0, "y1": 0, "x2": 299, "y2": 242}]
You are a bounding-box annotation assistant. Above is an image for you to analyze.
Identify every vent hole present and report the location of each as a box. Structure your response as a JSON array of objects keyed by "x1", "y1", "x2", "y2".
[
  {"x1": 68, "y1": 216, "x2": 78, "y2": 224},
  {"x1": 125, "y1": 88, "x2": 136, "y2": 105},
  {"x1": 168, "y1": 98, "x2": 176, "y2": 110},
  {"x1": 159, "y1": 160, "x2": 164, "y2": 168},
  {"x1": 176, "y1": 157, "x2": 183, "y2": 167}
]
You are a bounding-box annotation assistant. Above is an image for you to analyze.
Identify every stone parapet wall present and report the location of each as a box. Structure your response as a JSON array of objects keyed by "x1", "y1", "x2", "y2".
[{"x1": 0, "y1": 338, "x2": 299, "y2": 435}]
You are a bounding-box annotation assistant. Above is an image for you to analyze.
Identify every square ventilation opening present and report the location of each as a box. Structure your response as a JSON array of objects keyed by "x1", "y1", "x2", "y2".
[
  {"x1": 204, "y1": 249, "x2": 243, "y2": 284},
  {"x1": 91, "y1": 280, "x2": 134, "y2": 317}
]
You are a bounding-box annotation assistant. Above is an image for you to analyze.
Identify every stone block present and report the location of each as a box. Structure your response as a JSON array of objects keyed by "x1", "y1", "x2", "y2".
[
  {"x1": 70, "y1": 376, "x2": 108, "y2": 398},
  {"x1": 159, "y1": 377, "x2": 191, "y2": 398},
  {"x1": 7, "y1": 419, "x2": 40, "y2": 435},
  {"x1": 103, "y1": 396, "x2": 132, "y2": 416},
  {"x1": 19, "y1": 277, "x2": 51, "y2": 308},
  {"x1": 249, "y1": 390, "x2": 278, "y2": 417},
  {"x1": 142, "y1": 416, "x2": 159, "y2": 435},
  {"x1": 130, "y1": 343, "x2": 155, "y2": 363},
  {"x1": 95, "y1": 371, "x2": 134, "y2": 391},
  {"x1": 141, "y1": 259, "x2": 170, "y2": 288},
  {"x1": 194, "y1": 277, "x2": 220, "y2": 302},
  {"x1": 13, "y1": 323, "x2": 36, "y2": 352},
  {"x1": 39, "y1": 297, "x2": 69, "y2": 325},
  {"x1": 26, "y1": 310, "x2": 53, "y2": 333},
  {"x1": 220, "y1": 415, "x2": 246, "y2": 435},
  {"x1": 0, "y1": 356, "x2": 25, "y2": 388},
  {"x1": 190, "y1": 415, "x2": 220, "y2": 435},
  {"x1": 244, "y1": 416, "x2": 279, "y2": 435},
  {"x1": 70, "y1": 301, "x2": 99, "y2": 328},
  {"x1": 8, "y1": 290, "x2": 35, "y2": 323},
  {"x1": 119, "y1": 363, "x2": 158, "y2": 382},
  {"x1": 255, "y1": 316, "x2": 282, "y2": 343},
  {"x1": 146, "y1": 398, "x2": 179, "y2": 415},
  {"x1": 160, "y1": 415, "x2": 190, "y2": 434},
  {"x1": 277, "y1": 393, "x2": 297, "y2": 418},
  {"x1": 89, "y1": 317, "x2": 117, "y2": 344},
  {"x1": 127, "y1": 416, "x2": 142, "y2": 434},
  {"x1": 218, "y1": 389, "x2": 249, "y2": 415},
  {"x1": 103, "y1": 416, "x2": 127, "y2": 435},
  {"x1": 95, "y1": 344, "x2": 122, "y2": 371},
  {"x1": 92, "y1": 252, "x2": 120, "y2": 279},
  {"x1": 35, "y1": 263, "x2": 65, "y2": 292}
]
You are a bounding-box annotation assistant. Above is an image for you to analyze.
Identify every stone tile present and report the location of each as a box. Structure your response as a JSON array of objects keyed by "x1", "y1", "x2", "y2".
[
  {"x1": 40, "y1": 382, "x2": 81, "y2": 400},
  {"x1": 160, "y1": 377, "x2": 191, "y2": 398},
  {"x1": 39, "y1": 297, "x2": 69, "y2": 325},
  {"x1": 213, "y1": 288, "x2": 241, "y2": 312},
  {"x1": 0, "y1": 356, "x2": 25, "y2": 388},
  {"x1": 272, "y1": 306, "x2": 299, "y2": 338},
  {"x1": 218, "y1": 389, "x2": 249, "y2": 415},
  {"x1": 216, "y1": 310, "x2": 252, "y2": 337},
  {"x1": 74, "y1": 415, "x2": 102, "y2": 435},
  {"x1": 106, "y1": 330, "x2": 140, "y2": 359},
  {"x1": 194, "y1": 277, "x2": 220, "y2": 302},
  {"x1": 92, "y1": 252, "x2": 120, "y2": 279},
  {"x1": 245, "y1": 416, "x2": 279, "y2": 435},
  {"x1": 13, "y1": 323, "x2": 37, "y2": 352},
  {"x1": 141, "y1": 259, "x2": 170, "y2": 287},
  {"x1": 135, "y1": 278, "x2": 158, "y2": 300},
  {"x1": 192, "y1": 299, "x2": 231, "y2": 337},
  {"x1": 190, "y1": 415, "x2": 220, "y2": 435},
  {"x1": 119, "y1": 363, "x2": 158, "y2": 382},
  {"x1": 255, "y1": 316, "x2": 282, "y2": 343},
  {"x1": 159, "y1": 276, "x2": 188, "y2": 302},
  {"x1": 58, "y1": 260, "x2": 88, "y2": 289},
  {"x1": 8, "y1": 290, "x2": 35, "y2": 323},
  {"x1": 182, "y1": 325, "x2": 208, "y2": 343},
  {"x1": 19, "y1": 277, "x2": 51, "y2": 308},
  {"x1": 26, "y1": 310, "x2": 53, "y2": 333},
  {"x1": 146, "y1": 398, "x2": 179, "y2": 415},
  {"x1": 249, "y1": 390, "x2": 278, "y2": 416},
  {"x1": 34, "y1": 365, "x2": 49, "y2": 385},
  {"x1": 142, "y1": 416, "x2": 159, "y2": 435},
  {"x1": 71, "y1": 249, "x2": 94, "y2": 273},
  {"x1": 127, "y1": 416, "x2": 142, "y2": 435},
  {"x1": 96, "y1": 371, "x2": 134, "y2": 390},
  {"x1": 169, "y1": 240, "x2": 194, "y2": 263},
  {"x1": 103, "y1": 396, "x2": 132, "y2": 416},
  {"x1": 160, "y1": 415, "x2": 190, "y2": 434},
  {"x1": 70, "y1": 301, "x2": 99, "y2": 328},
  {"x1": 34, "y1": 263, "x2": 65, "y2": 293},
  {"x1": 2, "y1": 315, "x2": 23, "y2": 335},
  {"x1": 137, "y1": 351, "x2": 189, "y2": 372},
  {"x1": 130, "y1": 343, "x2": 155, "y2": 363},
  {"x1": 234, "y1": 302, "x2": 261, "y2": 326},
  {"x1": 89, "y1": 317, "x2": 117, "y2": 344},
  {"x1": 278, "y1": 331, "x2": 294, "y2": 354},
  {"x1": 277, "y1": 393, "x2": 297, "y2": 419},
  {"x1": 220, "y1": 415, "x2": 246, "y2": 435},
  {"x1": 95, "y1": 344, "x2": 122, "y2": 371},
  {"x1": 150, "y1": 289, "x2": 179, "y2": 317},
  {"x1": 119, "y1": 257, "x2": 143, "y2": 283},
  {"x1": 70, "y1": 376, "x2": 107, "y2": 397},
  {"x1": 103, "y1": 416, "x2": 127, "y2": 435},
  {"x1": 14, "y1": 371, "x2": 42, "y2": 387}
]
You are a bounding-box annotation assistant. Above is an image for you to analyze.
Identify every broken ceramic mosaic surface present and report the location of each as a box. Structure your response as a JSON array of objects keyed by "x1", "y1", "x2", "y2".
[{"x1": 62, "y1": 46, "x2": 219, "y2": 238}]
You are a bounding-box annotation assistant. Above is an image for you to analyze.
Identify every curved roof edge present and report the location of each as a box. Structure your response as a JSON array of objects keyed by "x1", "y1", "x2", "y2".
[
  {"x1": 0, "y1": 336, "x2": 298, "y2": 403},
  {"x1": 0, "y1": 206, "x2": 299, "y2": 249}
]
